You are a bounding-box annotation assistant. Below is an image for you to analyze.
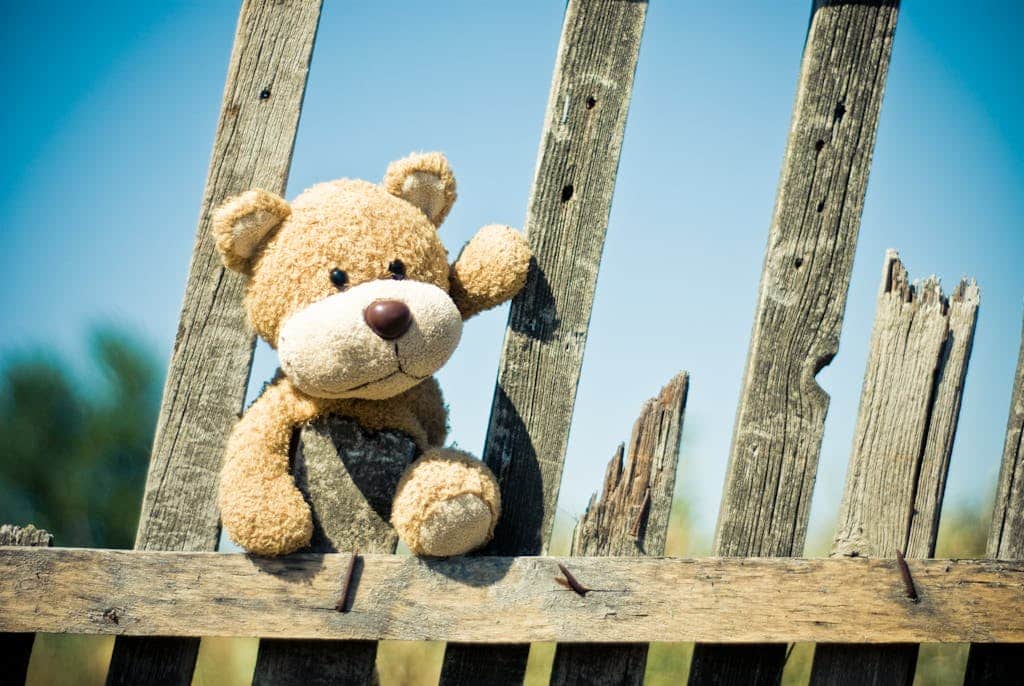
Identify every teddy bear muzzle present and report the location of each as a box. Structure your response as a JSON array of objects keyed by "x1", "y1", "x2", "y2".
[{"x1": 277, "y1": 279, "x2": 463, "y2": 400}]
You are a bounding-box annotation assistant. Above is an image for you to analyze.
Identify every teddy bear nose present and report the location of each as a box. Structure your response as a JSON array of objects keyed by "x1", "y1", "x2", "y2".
[{"x1": 364, "y1": 300, "x2": 412, "y2": 340}]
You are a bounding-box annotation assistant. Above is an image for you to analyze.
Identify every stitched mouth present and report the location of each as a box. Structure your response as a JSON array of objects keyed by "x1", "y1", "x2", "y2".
[{"x1": 340, "y1": 355, "x2": 427, "y2": 394}]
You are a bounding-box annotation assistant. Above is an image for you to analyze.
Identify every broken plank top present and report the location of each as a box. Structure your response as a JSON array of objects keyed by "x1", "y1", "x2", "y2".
[
  {"x1": 833, "y1": 251, "x2": 979, "y2": 559},
  {"x1": 810, "y1": 252, "x2": 979, "y2": 686},
  {"x1": 551, "y1": 373, "x2": 688, "y2": 686},
  {"x1": 570, "y1": 373, "x2": 689, "y2": 558}
]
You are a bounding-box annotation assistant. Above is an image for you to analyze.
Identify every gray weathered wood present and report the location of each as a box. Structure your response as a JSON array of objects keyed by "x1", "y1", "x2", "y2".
[
  {"x1": 0, "y1": 524, "x2": 52, "y2": 686},
  {"x1": 965, "y1": 313, "x2": 1024, "y2": 684},
  {"x1": 690, "y1": 1, "x2": 899, "y2": 682},
  {"x1": 0, "y1": 524, "x2": 52, "y2": 547},
  {"x1": 252, "y1": 416, "x2": 419, "y2": 686},
  {"x1": 4, "y1": 549, "x2": 1024, "y2": 644},
  {"x1": 810, "y1": 252, "x2": 979, "y2": 685},
  {"x1": 104, "y1": 2, "x2": 323, "y2": 684},
  {"x1": 551, "y1": 373, "x2": 688, "y2": 686},
  {"x1": 440, "y1": 1, "x2": 648, "y2": 682}
]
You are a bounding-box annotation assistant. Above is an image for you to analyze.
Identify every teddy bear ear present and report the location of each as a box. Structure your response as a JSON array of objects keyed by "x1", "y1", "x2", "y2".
[
  {"x1": 382, "y1": 152, "x2": 457, "y2": 227},
  {"x1": 211, "y1": 189, "x2": 291, "y2": 273}
]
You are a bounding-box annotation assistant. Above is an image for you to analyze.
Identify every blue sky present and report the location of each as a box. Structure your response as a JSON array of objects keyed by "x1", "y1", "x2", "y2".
[{"x1": 2, "y1": 1, "x2": 1022, "y2": 552}]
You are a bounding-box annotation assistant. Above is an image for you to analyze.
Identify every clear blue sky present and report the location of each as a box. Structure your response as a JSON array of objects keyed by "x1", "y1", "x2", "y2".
[{"x1": 2, "y1": 1, "x2": 1022, "y2": 552}]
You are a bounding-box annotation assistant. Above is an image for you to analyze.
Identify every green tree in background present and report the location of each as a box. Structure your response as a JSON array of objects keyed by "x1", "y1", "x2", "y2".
[{"x1": 0, "y1": 326, "x2": 161, "y2": 548}]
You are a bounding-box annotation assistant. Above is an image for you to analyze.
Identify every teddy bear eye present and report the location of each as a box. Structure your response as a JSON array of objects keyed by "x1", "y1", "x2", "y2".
[
  {"x1": 388, "y1": 259, "x2": 406, "y2": 280},
  {"x1": 329, "y1": 268, "x2": 348, "y2": 289}
]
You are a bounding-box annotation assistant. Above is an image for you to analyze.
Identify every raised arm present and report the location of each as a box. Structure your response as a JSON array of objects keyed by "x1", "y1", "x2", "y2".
[
  {"x1": 218, "y1": 375, "x2": 326, "y2": 556},
  {"x1": 449, "y1": 224, "x2": 532, "y2": 320}
]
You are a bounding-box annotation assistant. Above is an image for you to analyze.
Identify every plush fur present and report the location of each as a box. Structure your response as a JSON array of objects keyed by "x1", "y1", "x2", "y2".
[{"x1": 213, "y1": 153, "x2": 530, "y2": 557}]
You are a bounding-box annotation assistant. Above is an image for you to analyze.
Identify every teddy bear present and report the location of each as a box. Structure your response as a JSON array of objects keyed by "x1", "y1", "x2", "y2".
[{"x1": 211, "y1": 152, "x2": 531, "y2": 557}]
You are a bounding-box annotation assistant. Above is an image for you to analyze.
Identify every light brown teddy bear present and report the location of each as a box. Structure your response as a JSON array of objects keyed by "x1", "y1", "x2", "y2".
[{"x1": 212, "y1": 152, "x2": 531, "y2": 557}]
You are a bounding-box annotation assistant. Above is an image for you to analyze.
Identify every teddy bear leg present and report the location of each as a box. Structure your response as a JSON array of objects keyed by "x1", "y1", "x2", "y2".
[{"x1": 390, "y1": 448, "x2": 500, "y2": 557}]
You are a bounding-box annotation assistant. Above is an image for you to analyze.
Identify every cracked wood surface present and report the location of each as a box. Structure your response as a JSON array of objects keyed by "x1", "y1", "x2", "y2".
[
  {"x1": 551, "y1": 373, "x2": 688, "y2": 686},
  {"x1": 691, "y1": 1, "x2": 900, "y2": 683},
  {"x1": 810, "y1": 251, "x2": 979, "y2": 685},
  {"x1": 105, "y1": 2, "x2": 322, "y2": 684},
  {"x1": 440, "y1": 1, "x2": 647, "y2": 683},
  {"x1": 3, "y1": 550, "x2": 1023, "y2": 644},
  {"x1": 965, "y1": 313, "x2": 1024, "y2": 684},
  {"x1": 0, "y1": 525, "x2": 52, "y2": 685}
]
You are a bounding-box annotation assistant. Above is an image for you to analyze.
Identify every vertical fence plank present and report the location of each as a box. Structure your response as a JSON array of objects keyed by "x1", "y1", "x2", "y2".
[
  {"x1": 688, "y1": 2, "x2": 899, "y2": 683},
  {"x1": 550, "y1": 373, "x2": 688, "y2": 686},
  {"x1": 439, "y1": 1, "x2": 648, "y2": 683},
  {"x1": 251, "y1": 418, "x2": 419, "y2": 685},
  {"x1": 964, "y1": 313, "x2": 1024, "y2": 684},
  {"x1": 104, "y1": 2, "x2": 322, "y2": 684},
  {"x1": 0, "y1": 525, "x2": 52, "y2": 686},
  {"x1": 809, "y1": 252, "x2": 979, "y2": 684}
]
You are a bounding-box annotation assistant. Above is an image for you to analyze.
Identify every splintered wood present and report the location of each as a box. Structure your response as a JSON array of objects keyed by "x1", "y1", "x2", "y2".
[
  {"x1": 811, "y1": 250, "x2": 979, "y2": 685},
  {"x1": 571, "y1": 373, "x2": 688, "y2": 557},
  {"x1": 551, "y1": 373, "x2": 688, "y2": 686},
  {"x1": 832, "y1": 251, "x2": 979, "y2": 561}
]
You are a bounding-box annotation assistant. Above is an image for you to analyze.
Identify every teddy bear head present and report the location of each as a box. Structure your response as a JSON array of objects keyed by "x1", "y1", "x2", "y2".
[{"x1": 212, "y1": 153, "x2": 469, "y2": 401}]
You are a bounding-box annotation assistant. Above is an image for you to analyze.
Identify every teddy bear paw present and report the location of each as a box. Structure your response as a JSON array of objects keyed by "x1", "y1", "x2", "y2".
[
  {"x1": 391, "y1": 448, "x2": 501, "y2": 557},
  {"x1": 219, "y1": 473, "x2": 313, "y2": 557},
  {"x1": 415, "y1": 493, "x2": 495, "y2": 557}
]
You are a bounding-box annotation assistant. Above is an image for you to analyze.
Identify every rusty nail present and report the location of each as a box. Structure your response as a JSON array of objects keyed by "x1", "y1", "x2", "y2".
[
  {"x1": 557, "y1": 562, "x2": 591, "y2": 597},
  {"x1": 895, "y1": 549, "x2": 918, "y2": 602},
  {"x1": 335, "y1": 550, "x2": 359, "y2": 612}
]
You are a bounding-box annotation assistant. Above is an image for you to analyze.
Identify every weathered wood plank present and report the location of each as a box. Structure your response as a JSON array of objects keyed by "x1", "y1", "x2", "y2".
[
  {"x1": 691, "y1": 1, "x2": 900, "y2": 682},
  {"x1": 0, "y1": 525, "x2": 52, "y2": 686},
  {"x1": 252, "y1": 417, "x2": 418, "y2": 685},
  {"x1": 104, "y1": 2, "x2": 323, "y2": 684},
  {"x1": 440, "y1": 0, "x2": 648, "y2": 682},
  {"x1": 551, "y1": 373, "x2": 688, "y2": 686},
  {"x1": 3, "y1": 550, "x2": 1023, "y2": 644},
  {"x1": 965, "y1": 313, "x2": 1024, "y2": 684},
  {"x1": 810, "y1": 252, "x2": 979, "y2": 684}
]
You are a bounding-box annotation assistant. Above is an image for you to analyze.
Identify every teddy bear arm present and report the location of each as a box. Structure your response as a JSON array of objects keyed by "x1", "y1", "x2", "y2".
[
  {"x1": 449, "y1": 224, "x2": 532, "y2": 320},
  {"x1": 218, "y1": 377, "x2": 324, "y2": 556}
]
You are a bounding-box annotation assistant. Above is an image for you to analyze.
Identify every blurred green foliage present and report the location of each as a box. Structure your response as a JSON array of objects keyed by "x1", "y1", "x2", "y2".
[{"x1": 0, "y1": 326, "x2": 161, "y2": 548}]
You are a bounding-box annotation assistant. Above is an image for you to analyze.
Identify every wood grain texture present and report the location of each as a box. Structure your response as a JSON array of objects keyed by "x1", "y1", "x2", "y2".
[
  {"x1": 105, "y1": 2, "x2": 322, "y2": 684},
  {"x1": 252, "y1": 417, "x2": 419, "y2": 685},
  {"x1": 551, "y1": 373, "x2": 688, "y2": 686},
  {"x1": 441, "y1": 1, "x2": 648, "y2": 682},
  {"x1": 3, "y1": 550, "x2": 1023, "y2": 644},
  {"x1": 0, "y1": 525, "x2": 52, "y2": 686},
  {"x1": 691, "y1": 1, "x2": 899, "y2": 682},
  {"x1": 0, "y1": 524, "x2": 52, "y2": 547},
  {"x1": 965, "y1": 313, "x2": 1024, "y2": 684},
  {"x1": 811, "y1": 252, "x2": 979, "y2": 685}
]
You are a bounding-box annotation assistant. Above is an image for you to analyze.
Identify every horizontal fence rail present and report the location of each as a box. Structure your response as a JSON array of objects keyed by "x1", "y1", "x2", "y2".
[{"x1": 3, "y1": 549, "x2": 1023, "y2": 644}]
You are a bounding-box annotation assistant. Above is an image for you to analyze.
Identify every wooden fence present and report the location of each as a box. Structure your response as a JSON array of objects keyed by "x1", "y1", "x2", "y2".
[{"x1": 2, "y1": 0, "x2": 1023, "y2": 685}]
